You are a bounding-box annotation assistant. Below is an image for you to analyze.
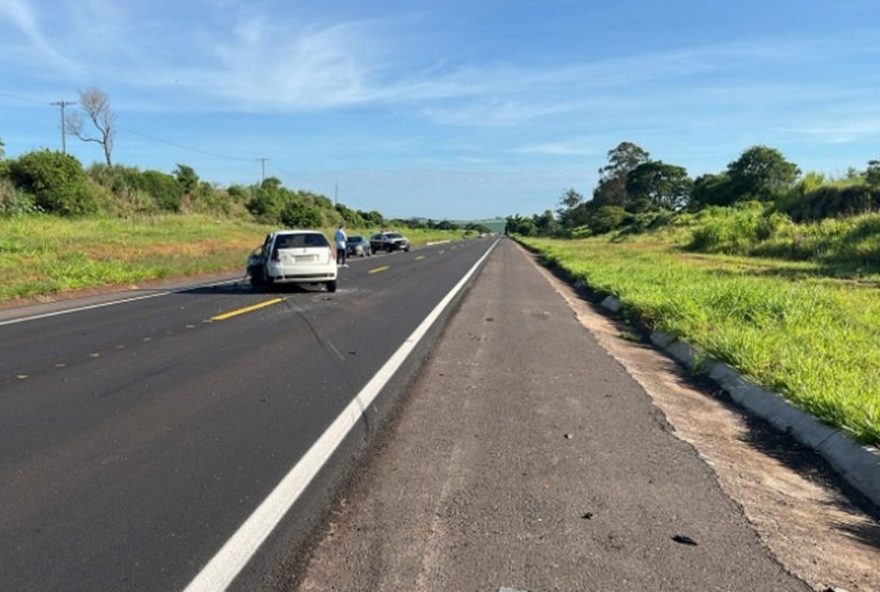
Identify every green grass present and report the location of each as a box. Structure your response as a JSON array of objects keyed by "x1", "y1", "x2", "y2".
[
  {"x1": 522, "y1": 235, "x2": 880, "y2": 446},
  {"x1": 0, "y1": 215, "x2": 470, "y2": 303}
]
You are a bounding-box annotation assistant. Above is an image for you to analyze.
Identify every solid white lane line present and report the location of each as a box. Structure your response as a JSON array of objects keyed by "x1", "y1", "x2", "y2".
[
  {"x1": 182, "y1": 239, "x2": 499, "y2": 592},
  {"x1": 0, "y1": 279, "x2": 238, "y2": 327}
]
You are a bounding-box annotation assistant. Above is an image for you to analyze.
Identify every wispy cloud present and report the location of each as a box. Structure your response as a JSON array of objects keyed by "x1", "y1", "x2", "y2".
[
  {"x1": 512, "y1": 141, "x2": 598, "y2": 157},
  {"x1": 0, "y1": 0, "x2": 80, "y2": 73},
  {"x1": 180, "y1": 17, "x2": 386, "y2": 110},
  {"x1": 777, "y1": 120, "x2": 880, "y2": 144}
]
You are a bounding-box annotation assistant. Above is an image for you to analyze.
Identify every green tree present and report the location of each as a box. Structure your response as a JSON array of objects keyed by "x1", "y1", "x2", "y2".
[
  {"x1": 726, "y1": 146, "x2": 800, "y2": 201},
  {"x1": 592, "y1": 141, "x2": 650, "y2": 207},
  {"x1": 247, "y1": 177, "x2": 285, "y2": 221},
  {"x1": 141, "y1": 170, "x2": 183, "y2": 211},
  {"x1": 556, "y1": 188, "x2": 584, "y2": 230},
  {"x1": 534, "y1": 209, "x2": 558, "y2": 235},
  {"x1": 866, "y1": 158, "x2": 880, "y2": 188},
  {"x1": 9, "y1": 150, "x2": 96, "y2": 215},
  {"x1": 625, "y1": 160, "x2": 692, "y2": 210},
  {"x1": 281, "y1": 200, "x2": 322, "y2": 228},
  {"x1": 505, "y1": 214, "x2": 537, "y2": 236},
  {"x1": 174, "y1": 164, "x2": 200, "y2": 194},
  {"x1": 0, "y1": 137, "x2": 7, "y2": 178},
  {"x1": 586, "y1": 205, "x2": 629, "y2": 234},
  {"x1": 359, "y1": 209, "x2": 384, "y2": 226},
  {"x1": 690, "y1": 173, "x2": 734, "y2": 208}
]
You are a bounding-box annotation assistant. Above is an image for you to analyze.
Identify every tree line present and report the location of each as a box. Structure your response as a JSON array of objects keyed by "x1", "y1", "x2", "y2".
[{"x1": 506, "y1": 141, "x2": 880, "y2": 236}]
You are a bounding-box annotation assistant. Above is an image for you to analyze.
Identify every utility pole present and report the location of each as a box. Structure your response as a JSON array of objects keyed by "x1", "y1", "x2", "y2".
[
  {"x1": 257, "y1": 158, "x2": 270, "y2": 183},
  {"x1": 334, "y1": 182, "x2": 338, "y2": 206},
  {"x1": 50, "y1": 100, "x2": 76, "y2": 154}
]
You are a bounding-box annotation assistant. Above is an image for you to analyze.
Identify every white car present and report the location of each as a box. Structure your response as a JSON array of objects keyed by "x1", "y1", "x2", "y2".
[{"x1": 248, "y1": 230, "x2": 338, "y2": 292}]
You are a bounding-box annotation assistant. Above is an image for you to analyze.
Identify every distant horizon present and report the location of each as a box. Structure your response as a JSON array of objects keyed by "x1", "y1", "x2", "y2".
[{"x1": 2, "y1": 1, "x2": 879, "y2": 219}]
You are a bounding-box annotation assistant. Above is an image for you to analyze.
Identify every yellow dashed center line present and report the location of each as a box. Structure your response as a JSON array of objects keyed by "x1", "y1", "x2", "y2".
[
  {"x1": 415, "y1": 255, "x2": 426, "y2": 261},
  {"x1": 211, "y1": 297, "x2": 286, "y2": 321},
  {"x1": 368, "y1": 265, "x2": 391, "y2": 275}
]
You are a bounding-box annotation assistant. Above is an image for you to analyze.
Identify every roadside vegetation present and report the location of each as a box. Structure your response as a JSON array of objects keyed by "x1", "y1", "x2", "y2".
[
  {"x1": 510, "y1": 141, "x2": 880, "y2": 445},
  {"x1": 0, "y1": 133, "x2": 482, "y2": 303}
]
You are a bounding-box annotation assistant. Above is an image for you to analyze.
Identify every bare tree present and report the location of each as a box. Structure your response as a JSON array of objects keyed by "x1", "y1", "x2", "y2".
[{"x1": 66, "y1": 87, "x2": 115, "y2": 166}]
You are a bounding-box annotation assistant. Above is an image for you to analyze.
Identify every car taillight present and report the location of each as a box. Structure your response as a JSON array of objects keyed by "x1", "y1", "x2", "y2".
[
  {"x1": 329, "y1": 246, "x2": 335, "y2": 262},
  {"x1": 271, "y1": 249, "x2": 279, "y2": 262}
]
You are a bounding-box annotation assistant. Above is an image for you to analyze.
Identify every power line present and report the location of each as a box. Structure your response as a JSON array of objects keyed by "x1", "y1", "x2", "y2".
[
  {"x1": 266, "y1": 164, "x2": 371, "y2": 210},
  {"x1": 0, "y1": 91, "x2": 47, "y2": 105},
  {"x1": 117, "y1": 126, "x2": 255, "y2": 162},
  {"x1": 268, "y1": 163, "x2": 334, "y2": 192}
]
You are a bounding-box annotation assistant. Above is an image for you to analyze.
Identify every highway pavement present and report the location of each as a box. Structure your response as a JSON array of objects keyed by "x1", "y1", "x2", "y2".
[
  {"x1": 0, "y1": 238, "x2": 495, "y2": 592},
  {"x1": 298, "y1": 239, "x2": 810, "y2": 591}
]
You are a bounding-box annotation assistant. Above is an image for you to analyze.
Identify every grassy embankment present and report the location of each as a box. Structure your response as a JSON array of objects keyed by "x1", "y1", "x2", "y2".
[
  {"x1": 521, "y1": 211, "x2": 880, "y2": 446},
  {"x1": 0, "y1": 215, "x2": 470, "y2": 303}
]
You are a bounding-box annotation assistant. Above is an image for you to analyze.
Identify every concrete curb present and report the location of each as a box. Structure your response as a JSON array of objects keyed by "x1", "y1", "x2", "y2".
[{"x1": 599, "y1": 296, "x2": 880, "y2": 508}]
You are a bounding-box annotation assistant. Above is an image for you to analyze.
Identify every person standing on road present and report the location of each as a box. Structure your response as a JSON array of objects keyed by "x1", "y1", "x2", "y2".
[{"x1": 335, "y1": 224, "x2": 348, "y2": 267}]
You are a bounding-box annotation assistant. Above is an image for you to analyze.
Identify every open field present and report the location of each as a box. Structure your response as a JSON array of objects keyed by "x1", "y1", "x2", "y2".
[
  {"x1": 0, "y1": 215, "x2": 469, "y2": 303},
  {"x1": 521, "y1": 235, "x2": 880, "y2": 446}
]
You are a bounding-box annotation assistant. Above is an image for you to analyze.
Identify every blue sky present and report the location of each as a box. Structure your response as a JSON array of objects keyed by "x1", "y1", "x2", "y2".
[{"x1": 1, "y1": 0, "x2": 879, "y2": 219}]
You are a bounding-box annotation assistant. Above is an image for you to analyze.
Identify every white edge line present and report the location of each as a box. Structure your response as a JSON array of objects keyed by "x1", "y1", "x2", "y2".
[
  {"x1": 182, "y1": 239, "x2": 499, "y2": 592},
  {"x1": 0, "y1": 279, "x2": 238, "y2": 328}
]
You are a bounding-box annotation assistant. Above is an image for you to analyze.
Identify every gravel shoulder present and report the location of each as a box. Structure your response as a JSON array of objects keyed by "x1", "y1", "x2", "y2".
[{"x1": 296, "y1": 239, "x2": 829, "y2": 591}]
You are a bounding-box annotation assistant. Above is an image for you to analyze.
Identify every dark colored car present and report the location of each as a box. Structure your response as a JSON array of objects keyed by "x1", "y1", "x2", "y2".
[
  {"x1": 346, "y1": 235, "x2": 372, "y2": 257},
  {"x1": 370, "y1": 231, "x2": 410, "y2": 253}
]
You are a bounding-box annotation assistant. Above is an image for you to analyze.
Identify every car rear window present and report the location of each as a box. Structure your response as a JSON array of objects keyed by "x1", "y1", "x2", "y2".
[
  {"x1": 347, "y1": 236, "x2": 363, "y2": 242},
  {"x1": 274, "y1": 233, "x2": 329, "y2": 249},
  {"x1": 386, "y1": 233, "x2": 402, "y2": 239}
]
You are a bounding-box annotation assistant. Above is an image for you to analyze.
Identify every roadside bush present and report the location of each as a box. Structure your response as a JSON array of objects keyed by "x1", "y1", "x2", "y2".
[
  {"x1": 753, "y1": 213, "x2": 880, "y2": 265},
  {"x1": 0, "y1": 177, "x2": 40, "y2": 216},
  {"x1": 186, "y1": 185, "x2": 249, "y2": 218},
  {"x1": 782, "y1": 183, "x2": 880, "y2": 222},
  {"x1": 688, "y1": 202, "x2": 791, "y2": 254},
  {"x1": 280, "y1": 200, "x2": 323, "y2": 228},
  {"x1": 9, "y1": 150, "x2": 96, "y2": 215},
  {"x1": 140, "y1": 170, "x2": 183, "y2": 211},
  {"x1": 587, "y1": 205, "x2": 629, "y2": 235}
]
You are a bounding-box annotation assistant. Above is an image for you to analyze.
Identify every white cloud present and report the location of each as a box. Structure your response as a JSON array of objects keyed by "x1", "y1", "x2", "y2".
[
  {"x1": 777, "y1": 120, "x2": 880, "y2": 144},
  {"x1": 512, "y1": 141, "x2": 598, "y2": 157},
  {"x1": 0, "y1": 0, "x2": 80, "y2": 72}
]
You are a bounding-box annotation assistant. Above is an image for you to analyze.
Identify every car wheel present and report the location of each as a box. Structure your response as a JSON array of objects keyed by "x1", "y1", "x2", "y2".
[
  {"x1": 404, "y1": 245, "x2": 410, "y2": 252},
  {"x1": 326, "y1": 280, "x2": 337, "y2": 293}
]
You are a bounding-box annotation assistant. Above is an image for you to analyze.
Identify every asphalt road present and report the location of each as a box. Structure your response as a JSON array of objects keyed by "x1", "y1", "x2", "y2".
[
  {"x1": 298, "y1": 240, "x2": 810, "y2": 592},
  {"x1": 0, "y1": 238, "x2": 494, "y2": 592}
]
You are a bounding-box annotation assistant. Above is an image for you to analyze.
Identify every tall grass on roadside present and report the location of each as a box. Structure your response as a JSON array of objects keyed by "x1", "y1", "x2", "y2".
[
  {"x1": 522, "y1": 236, "x2": 880, "y2": 446},
  {"x1": 0, "y1": 215, "x2": 472, "y2": 303}
]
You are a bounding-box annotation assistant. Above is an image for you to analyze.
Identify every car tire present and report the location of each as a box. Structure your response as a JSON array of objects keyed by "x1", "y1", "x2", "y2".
[
  {"x1": 404, "y1": 245, "x2": 410, "y2": 252},
  {"x1": 326, "y1": 280, "x2": 337, "y2": 293}
]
